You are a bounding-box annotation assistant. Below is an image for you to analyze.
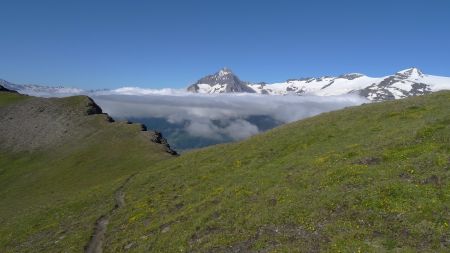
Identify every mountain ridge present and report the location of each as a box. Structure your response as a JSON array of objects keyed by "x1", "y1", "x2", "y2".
[
  {"x1": 0, "y1": 91, "x2": 177, "y2": 252},
  {"x1": 2, "y1": 67, "x2": 450, "y2": 101},
  {"x1": 0, "y1": 92, "x2": 176, "y2": 154},
  {"x1": 187, "y1": 67, "x2": 450, "y2": 101},
  {"x1": 0, "y1": 84, "x2": 18, "y2": 93}
]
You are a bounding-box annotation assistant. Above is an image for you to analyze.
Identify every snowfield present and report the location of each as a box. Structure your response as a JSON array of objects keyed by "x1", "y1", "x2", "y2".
[{"x1": 189, "y1": 67, "x2": 450, "y2": 101}]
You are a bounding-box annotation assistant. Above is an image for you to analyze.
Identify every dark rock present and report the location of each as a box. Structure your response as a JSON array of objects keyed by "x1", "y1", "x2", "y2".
[
  {"x1": 356, "y1": 157, "x2": 381, "y2": 165},
  {"x1": 421, "y1": 175, "x2": 442, "y2": 185},
  {"x1": 85, "y1": 97, "x2": 103, "y2": 115},
  {"x1": 150, "y1": 131, "x2": 178, "y2": 155},
  {"x1": 0, "y1": 84, "x2": 18, "y2": 93},
  {"x1": 410, "y1": 83, "x2": 431, "y2": 96},
  {"x1": 268, "y1": 197, "x2": 277, "y2": 206},
  {"x1": 320, "y1": 80, "x2": 335, "y2": 90},
  {"x1": 338, "y1": 73, "x2": 364, "y2": 80}
]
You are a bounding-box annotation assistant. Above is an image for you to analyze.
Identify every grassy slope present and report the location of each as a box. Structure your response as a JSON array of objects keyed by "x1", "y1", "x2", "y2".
[
  {"x1": 0, "y1": 91, "x2": 29, "y2": 107},
  {"x1": 0, "y1": 92, "x2": 174, "y2": 252},
  {"x1": 105, "y1": 91, "x2": 450, "y2": 252}
]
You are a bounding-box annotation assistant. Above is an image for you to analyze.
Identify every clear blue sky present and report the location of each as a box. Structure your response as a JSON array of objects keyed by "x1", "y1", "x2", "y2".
[{"x1": 1, "y1": 0, "x2": 449, "y2": 89}]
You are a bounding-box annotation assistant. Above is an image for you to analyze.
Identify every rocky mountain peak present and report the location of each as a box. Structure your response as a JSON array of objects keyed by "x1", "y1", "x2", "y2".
[
  {"x1": 187, "y1": 68, "x2": 255, "y2": 93},
  {"x1": 218, "y1": 67, "x2": 233, "y2": 76}
]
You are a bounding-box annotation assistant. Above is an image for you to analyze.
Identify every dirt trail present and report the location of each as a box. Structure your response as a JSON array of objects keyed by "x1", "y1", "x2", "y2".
[
  {"x1": 85, "y1": 175, "x2": 135, "y2": 253},
  {"x1": 85, "y1": 216, "x2": 109, "y2": 253},
  {"x1": 115, "y1": 186, "x2": 126, "y2": 209}
]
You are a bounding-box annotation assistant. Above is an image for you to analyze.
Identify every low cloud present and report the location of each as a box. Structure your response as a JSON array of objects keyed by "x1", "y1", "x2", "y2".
[{"x1": 92, "y1": 92, "x2": 368, "y2": 141}]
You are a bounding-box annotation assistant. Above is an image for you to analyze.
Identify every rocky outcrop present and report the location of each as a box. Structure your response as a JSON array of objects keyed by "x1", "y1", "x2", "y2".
[
  {"x1": 148, "y1": 131, "x2": 178, "y2": 155},
  {"x1": 0, "y1": 94, "x2": 177, "y2": 155},
  {"x1": 85, "y1": 97, "x2": 103, "y2": 115}
]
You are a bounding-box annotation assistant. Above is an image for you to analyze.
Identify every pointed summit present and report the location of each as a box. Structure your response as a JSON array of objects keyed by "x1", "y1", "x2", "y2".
[
  {"x1": 218, "y1": 67, "x2": 233, "y2": 76},
  {"x1": 396, "y1": 67, "x2": 424, "y2": 78},
  {"x1": 187, "y1": 68, "x2": 255, "y2": 93}
]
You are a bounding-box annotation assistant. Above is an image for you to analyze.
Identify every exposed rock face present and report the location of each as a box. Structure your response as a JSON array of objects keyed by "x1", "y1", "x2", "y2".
[
  {"x1": 358, "y1": 68, "x2": 432, "y2": 100},
  {"x1": 148, "y1": 131, "x2": 178, "y2": 155},
  {"x1": 338, "y1": 73, "x2": 365, "y2": 80},
  {"x1": 137, "y1": 122, "x2": 177, "y2": 155},
  {"x1": 85, "y1": 97, "x2": 103, "y2": 115}
]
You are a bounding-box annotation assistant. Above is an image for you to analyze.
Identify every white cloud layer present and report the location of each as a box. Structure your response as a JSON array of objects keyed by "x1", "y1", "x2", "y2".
[{"x1": 92, "y1": 92, "x2": 368, "y2": 141}]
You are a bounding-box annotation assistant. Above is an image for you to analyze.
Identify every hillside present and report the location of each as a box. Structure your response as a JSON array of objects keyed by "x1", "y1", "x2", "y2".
[
  {"x1": 1, "y1": 89, "x2": 449, "y2": 252},
  {"x1": 0, "y1": 90, "x2": 176, "y2": 252},
  {"x1": 103, "y1": 91, "x2": 449, "y2": 252}
]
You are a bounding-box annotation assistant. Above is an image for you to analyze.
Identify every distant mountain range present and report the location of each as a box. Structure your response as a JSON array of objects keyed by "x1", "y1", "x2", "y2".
[
  {"x1": 0, "y1": 79, "x2": 85, "y2": 97},
  {"x1": 2, "y1": 67, "x2": 450, "y2": 101},
  {"x1": 187, "y1": 67, "x2": 450, "y2": 101}
]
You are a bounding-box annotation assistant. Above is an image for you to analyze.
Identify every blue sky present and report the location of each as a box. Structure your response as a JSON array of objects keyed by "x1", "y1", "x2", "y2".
[{"x1": 1, "y1": 0, "x2": 449, "y2": 89}]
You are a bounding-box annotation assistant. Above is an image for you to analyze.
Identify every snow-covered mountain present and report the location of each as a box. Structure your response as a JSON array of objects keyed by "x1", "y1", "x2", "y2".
[
  {"x1": 0, "y1": 78, "x2": 187, "y2": 97},
  {"x1": 187, "y1": 68, "x2": 255, "y2": 93},
  {"x1": 0, "y1": 79, "x2": 84, "y2": 97},
  {"x1": 187, "y1": 67, "x2": 450, "y2": 101},
  {"x1": 3, "y1": 67, "x2": 450, "y2": 101}
]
